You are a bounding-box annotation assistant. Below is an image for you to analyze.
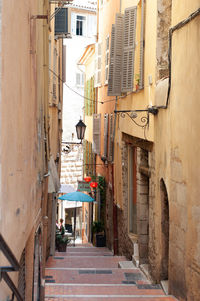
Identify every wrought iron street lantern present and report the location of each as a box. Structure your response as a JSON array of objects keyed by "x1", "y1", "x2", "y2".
[{"x1": 75, "y1": 119, "x2": 86, "y2": 143}]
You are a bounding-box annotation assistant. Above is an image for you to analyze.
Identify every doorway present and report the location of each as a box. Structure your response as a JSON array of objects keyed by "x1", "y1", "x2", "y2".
[{"x1": 160, "y1": 179, "x2": 169, "y2": 280}]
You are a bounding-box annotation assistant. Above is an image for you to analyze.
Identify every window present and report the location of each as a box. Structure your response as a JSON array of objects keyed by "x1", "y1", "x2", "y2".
[
  {"x1": 76, "y1": 15, "x2": 86, "y2": 36},
  {"x1": 71, "y1": 13, "x2": 86, "y2": 36},
  {"x1": 76, "y1": 72, "x2": 84, "y2": 87},
  {"x1": 105, "y1": 36, "x2": 109, "y2": 84}
]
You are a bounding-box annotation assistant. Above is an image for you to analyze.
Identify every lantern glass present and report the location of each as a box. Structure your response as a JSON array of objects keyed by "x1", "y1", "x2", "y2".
[{"x1": 75, "y1": 119, "x2": 86, "y2": 141}]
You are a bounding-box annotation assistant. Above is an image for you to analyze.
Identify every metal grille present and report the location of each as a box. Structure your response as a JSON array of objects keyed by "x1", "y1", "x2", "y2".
[{"x1": 18, "y1": 249, "x2": 26, "y2": 301}]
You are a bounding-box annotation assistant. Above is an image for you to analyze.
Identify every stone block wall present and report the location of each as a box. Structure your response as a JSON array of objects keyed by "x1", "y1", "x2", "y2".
[
  {"x1": 136, "y1": 148, "x2": 149, "y2": 264},
  {"x1": 61, "y1": 145, "x2": 83, "y2": 189}
]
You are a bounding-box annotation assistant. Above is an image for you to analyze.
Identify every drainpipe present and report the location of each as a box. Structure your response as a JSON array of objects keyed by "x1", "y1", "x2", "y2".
[{"x1": 112, "y1": 96, "x2": 118, "y2": 254}]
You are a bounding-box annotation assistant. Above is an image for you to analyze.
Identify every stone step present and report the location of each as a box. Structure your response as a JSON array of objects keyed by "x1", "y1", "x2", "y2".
[
  {"x1": 45, "y1": 295, "x2": 177, "y2": 301},
  {"x1": 45, "y1": 268, "x2": 148, "y2": 285},
  {"x1": 45, "y1": 283, "x2": 166, "y2": 296}
]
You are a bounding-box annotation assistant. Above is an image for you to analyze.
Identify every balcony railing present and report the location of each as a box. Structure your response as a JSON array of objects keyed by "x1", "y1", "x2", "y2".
[{"x1": 0, "y1": 234, "x2": 23, "y2": 301}]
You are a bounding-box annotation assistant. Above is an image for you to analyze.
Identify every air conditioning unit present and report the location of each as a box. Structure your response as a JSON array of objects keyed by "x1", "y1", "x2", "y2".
[{"x1": 55, "y1": 8, "x2": 70, "y2": 36}]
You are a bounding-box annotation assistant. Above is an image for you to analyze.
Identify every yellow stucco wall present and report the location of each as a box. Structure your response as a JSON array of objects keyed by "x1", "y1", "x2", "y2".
[{"x1": 152, "y1": 2, "x2": 200, "y2": 299}]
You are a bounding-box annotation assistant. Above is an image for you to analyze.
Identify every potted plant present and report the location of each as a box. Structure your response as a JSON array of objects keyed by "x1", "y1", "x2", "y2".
[
  {"x1": 135, "y1": 74, "x2": 140, "y2": 90},
  {"x1": 92, "y1": 221, "x2": 106, "y2": 247},
  {"x1": 55, "y1": 233, "x2": 70, "y2": 252}
]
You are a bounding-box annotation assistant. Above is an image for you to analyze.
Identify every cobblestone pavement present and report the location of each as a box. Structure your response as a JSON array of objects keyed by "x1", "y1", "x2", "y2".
[{"x1": 45, "y1": 244, "x2": 178, "y2": 301}]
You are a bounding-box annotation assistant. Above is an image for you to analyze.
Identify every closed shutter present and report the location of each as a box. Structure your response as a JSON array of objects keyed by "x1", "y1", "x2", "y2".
[
  {"x1": 139, "y1": 0, "x2": 144, "y2": 89},
  {"x1": 122, "y1": 6, "x2": 137, "y2": 93},
  {"x1": 55, "y1": 8, "x2": 68, "y2": 35},
  {"x1": 93, "y1": 114, "x2": 101, "y2": 154},
  {"x1": 108, "y1": 113, "x2": 114, "y2": 162},
  {"x1": 103, "y1": 114, "x2": 109, "y2": 158},
  {"x1": 108, "y1": 25, "x2": 115, "y2": 95}
]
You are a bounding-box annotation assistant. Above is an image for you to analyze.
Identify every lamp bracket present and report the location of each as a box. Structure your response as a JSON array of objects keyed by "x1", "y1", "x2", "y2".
[{"x1": 114, "y1": 107, "x2": 158, "y2": 128}]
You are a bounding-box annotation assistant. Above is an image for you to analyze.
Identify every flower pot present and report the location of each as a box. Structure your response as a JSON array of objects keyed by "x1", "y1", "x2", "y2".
[
  {"x1": 95, "y1": 234, "x2": 106, "y2": 247},
  {"x1": 57, "y1": 243, "x2": 67, "y2": 252}
]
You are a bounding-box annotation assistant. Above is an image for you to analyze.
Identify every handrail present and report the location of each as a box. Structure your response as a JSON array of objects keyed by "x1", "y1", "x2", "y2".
[{"x1": 0, "y1": 234, "x2": 23, "y2": 301}]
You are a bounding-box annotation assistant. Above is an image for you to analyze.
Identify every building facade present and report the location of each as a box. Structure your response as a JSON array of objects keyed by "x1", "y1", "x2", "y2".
[
  {"x1": 0, "y1": 0, "x2": 64, "y2": 300},
  {"x1": 85, "y1": 0, "x2": 200, "y2": 300}
]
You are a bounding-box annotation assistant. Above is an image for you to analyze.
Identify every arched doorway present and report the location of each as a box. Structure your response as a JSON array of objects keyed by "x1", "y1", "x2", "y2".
[{"x1": 160, "y1": 179, "x2": 169, "y2": 280}]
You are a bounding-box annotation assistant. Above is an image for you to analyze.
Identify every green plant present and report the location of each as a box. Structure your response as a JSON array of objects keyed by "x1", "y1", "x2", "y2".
[
  {"x1": 56, "y1": 234, "x2": 71, "y2": 245},
  {"x1": 135, "y1": 74, "x2": 140, "y2": 84},
  {"x1": 92, "y1": 221, "x2": 104, "y2": 234}
]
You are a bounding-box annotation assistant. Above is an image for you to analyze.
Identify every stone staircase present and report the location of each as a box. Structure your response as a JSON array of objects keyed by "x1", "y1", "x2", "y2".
[{"x1": 45, "y1": 244, "x2": 178, "y2": 300}]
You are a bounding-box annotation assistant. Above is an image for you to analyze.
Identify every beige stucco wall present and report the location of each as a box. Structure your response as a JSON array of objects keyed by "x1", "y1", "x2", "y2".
[{"x1": 0, "y1": 0, "x2": 49, "y2": 299}]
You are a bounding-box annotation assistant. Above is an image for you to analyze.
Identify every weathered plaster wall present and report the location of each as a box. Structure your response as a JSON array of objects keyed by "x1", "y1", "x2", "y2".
[
  {"x1": 169, "y1": 10, "x2": 200, "y2": 300},
  {"x1": 156, "y1": 0, "x2": 171, "y2": 80},
  {"x1": 150, "y1": 2, "x2": 200, "y2": 300},
  {"x1": 0, "y1": 0, "x2": 49, "y2": 299}
]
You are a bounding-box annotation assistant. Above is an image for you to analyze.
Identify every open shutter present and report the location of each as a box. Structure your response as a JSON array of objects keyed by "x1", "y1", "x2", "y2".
[
  {"x1": 108, "y1": 14, "x2": 124, "y2": 96},
  {"x1": 139, "y1": 0, "x2": 144, "y2": 89},
  {"x1": 108, "y1": 113, "x2": 114, "y2": 162},
  {"x1": 87, "y1": 15, "x2": 96, "y2": 37},
  {"x1": 122, "y1": 6, "x2": 137, "y2": 93},
  {"x1": 103, "y1": 114, "x2": 109, "y2": 158},
  {"x1": 71, "y1": 13, "x2": 76, "y2": 35},
  {"x1": 108, "y1": 25, "x2": 115, "y2": 95},
  {"x1": 105, "y1": 35, "x2": 110, "y2": 84},
  {"x1": 93, "y1": 114, "x2": 101, "y2": 154},
  {"x1": 113, "y1": 13, "x2": 124, "y2": 96},
  {"x1": 94, "y1": 43, "x2": 102, "y2": 87}
]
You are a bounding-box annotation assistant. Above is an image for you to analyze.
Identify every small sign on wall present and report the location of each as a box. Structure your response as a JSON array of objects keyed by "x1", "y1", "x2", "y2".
[{"x1": 77, "y1": 181, "x2": 91, "y2": 192}]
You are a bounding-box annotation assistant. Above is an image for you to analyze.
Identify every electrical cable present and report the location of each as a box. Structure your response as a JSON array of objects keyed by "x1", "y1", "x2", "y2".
[{"x1": 49, "y1": 68, "x2": 145, "y2": 105}]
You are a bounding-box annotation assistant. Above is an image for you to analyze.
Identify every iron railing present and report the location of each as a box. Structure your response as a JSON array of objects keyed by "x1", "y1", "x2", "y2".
[{"x1": 0, "y1": 234, "x2": 23, "y2": 301}]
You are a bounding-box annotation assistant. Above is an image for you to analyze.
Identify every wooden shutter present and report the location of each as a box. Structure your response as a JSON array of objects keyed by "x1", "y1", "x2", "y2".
[
  {"x1": 139, "y1": 0, "x2": 144, "y2": 89},
  {"x1": 122, "y1": 6, "x2": 137, "y2": 93},
  {"x1": 108, "y1": 113, "x2": 114, "y2": 162},
  {"x1": 108, "y1": 14, "x2": 124, "y2": 96},
  {"x1": 94, "y1": 43, "x2": 102, "y2": 87},
  {"x1": 103, "y1": 114, "x2": 109, "y2": 158},
  {"x1": 93, "y1": 114, "x2": 101, "y2": 154},
  {"x1": 108, "y1": 25, "x2": 115, "y2": 95},
  {"x1": 113, "y1": 13, "x2": 124, "y2": 95},
  {"x1": 55, "y1": 8, "x2": 68, "y2": 35},
  {"x1": 105, "y1": 35, "x2": 110, "y2": 84}
]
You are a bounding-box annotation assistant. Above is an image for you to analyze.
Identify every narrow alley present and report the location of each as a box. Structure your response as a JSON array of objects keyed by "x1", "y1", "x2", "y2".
[{"x1": 45, "y1": 244, "x2": 177, "y2": 300}]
